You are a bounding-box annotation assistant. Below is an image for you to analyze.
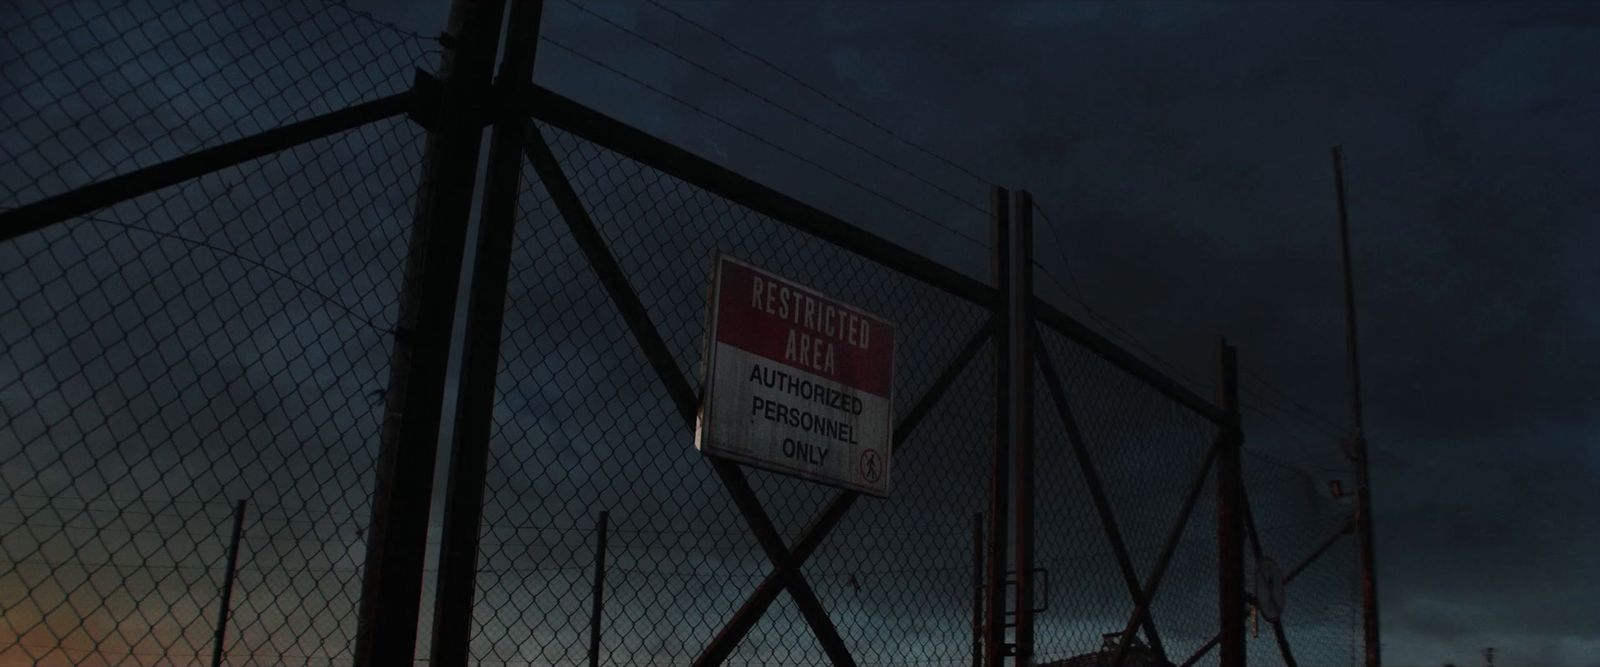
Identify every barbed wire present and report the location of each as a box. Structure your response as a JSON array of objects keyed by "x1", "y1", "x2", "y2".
[
  {"x1": 557, "y1": 0, "x2": 987, "y2": 216},
  {"x1": 2, "y1": 1, "x2": 1362, "y2": 664},
  {"x1": 535, "y1": 35, "x2": 991, "y2": 250},
  {"x1": 638, "y1": 0, "x2": 993, "y2": 188}
]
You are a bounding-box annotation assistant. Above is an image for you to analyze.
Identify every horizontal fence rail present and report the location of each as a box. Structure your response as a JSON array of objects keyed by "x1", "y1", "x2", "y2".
[{"x1": 0, "y1": 1, "x2": 1364, "y2": 666}]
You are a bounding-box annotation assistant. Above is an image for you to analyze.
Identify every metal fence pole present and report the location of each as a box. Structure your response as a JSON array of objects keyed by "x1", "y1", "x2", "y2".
[
  {"x1": 588, "y1": 510, "x2": 611, "y2": 667},
  {"x1": 426, "y1": 0, "x2": 545, "y2": 665},
  {"x1": 209, "y1": 499, "x2": 247, "y2": 667},
  {"x1": 1333, "y1": 145, "x2": 1381, "y2": 667},
  {"x1": 352, "y1": 0, "x2": 508, "y2": 664},
  {"x1": 1010, "y1": 190, "x2": 1036, "y2": 664},
  {"x1": 972, "y1": 511, "x2": 984, "y2": 667},
  {"x1": 1216, "y1": 339, "x2": 1245, "y2": 667},
  {"x1": 983, "y1": 185, "x2": 1011, "y2": 667}
]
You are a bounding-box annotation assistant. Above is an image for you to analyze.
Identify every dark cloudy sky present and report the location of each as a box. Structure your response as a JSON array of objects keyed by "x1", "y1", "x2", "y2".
[
  {"x1": 354, "y1": 1, "x2": 1600, "y2": 665},
  {"x1": 3, "y1": 1, "x2": 1596, "y2": 666}
]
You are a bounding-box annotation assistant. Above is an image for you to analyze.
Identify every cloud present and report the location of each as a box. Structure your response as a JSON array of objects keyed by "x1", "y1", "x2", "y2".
[{"x1": 8, "y1": 0, "x2": 1600, "y2": 665}]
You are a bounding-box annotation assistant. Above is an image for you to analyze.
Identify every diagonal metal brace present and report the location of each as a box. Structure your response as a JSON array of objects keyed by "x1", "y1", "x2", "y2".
[
  {"x1": 525, "y1": 125, "x2": 871, "y2": 666},
  {"x1": 1109, "y1": 433, "x2": 1223, "y2": 667},
  {"x1": 695, "y1": 317, "x2": 996, "y2": 666},
  {"x1": 1241, "y1": 483, "x2": 1299, "y2": 667},
  {"x1": 1033, "y1": 326, "x2": 1167, "y2": 662},
  {"x1": 1287, "y1": 516, "x2": 1354, "y2": 584},
  {"x1": 523, "y1": 124, "x2": 699, "y2": 424},
  {"x1": 0, "y1": 92, "x2": 411, "y2": 244},
  {"x1": 1178, "y1": 511, "x2": 1353, "y2": 667},
  {"x1": 708, "y1": 459, "x2": 857, "y2": 667},
  {"x1": 1179, "y1": 634, "x2": 1223, "y2": 667}
]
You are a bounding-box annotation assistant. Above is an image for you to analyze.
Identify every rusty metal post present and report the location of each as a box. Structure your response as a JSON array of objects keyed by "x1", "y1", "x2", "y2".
[
  {"x1": 209, "y1": 499, "x2": 247, "y2": 667},
  {"x1": 588, "y1": 510, "x2": 610, "y2": 667},
  {"x1": 352, "y1": 0, "x2": 508, "y2": 664},
  {"x1": 983, "y1": 185, "x2": 1011, "y2": 667},
  {"x1": 1333, "y1": 145, "x2": 1381, "y2": 667},
  {"x1": 426, "y1": 1, "x2": 545, "y2": 666},
  {"x1": 972, "y1": 511, "x2": 984, "y2": 667},
  {"x1": 1010, "y1": 190, "x2": 1036, "y2": 664},
  {"x1": 1216, "y1": 339, "x2": 1245, "y2": 667}
]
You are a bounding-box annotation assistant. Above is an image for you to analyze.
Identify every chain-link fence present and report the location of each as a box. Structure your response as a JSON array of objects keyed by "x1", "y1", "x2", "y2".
[
  {"x1": 456, "y1": 120, "x2": 996, "y2": 666},
  {"x1": 1239, "y1": 437, "x2": 1362, "y2": 667},
  {"x1": 1, "y1": 1, "x2": 1364, "y2": 666},
  {"x1": 1, "y1": 1, "x2": 432, "y2": 665},
  {"x1": 1030, "y1": 324, "x2": 1223, "y2": 666}
]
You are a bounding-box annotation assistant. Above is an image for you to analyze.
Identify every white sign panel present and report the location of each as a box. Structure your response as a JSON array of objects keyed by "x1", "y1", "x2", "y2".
[{"x1": 695, "y1": 255, "x2": 896, "y2": 496}]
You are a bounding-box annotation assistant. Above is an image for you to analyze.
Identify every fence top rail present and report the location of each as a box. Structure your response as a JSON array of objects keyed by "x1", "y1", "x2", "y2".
[
  {"x1": 522, "y1": 83, "x2": 996, "y2": 308},
  {"x1": 522, "y1": 82, "x2": 1226, "y2": 425},
  {"x1": 1035, "y1": 298, "x2": 1228, "y2": 424}
]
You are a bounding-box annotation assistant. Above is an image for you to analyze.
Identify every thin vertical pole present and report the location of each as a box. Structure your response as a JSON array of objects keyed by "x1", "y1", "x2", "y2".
[
  {"x1": 588, "y1": 510, "x2": 611, "y2": 667},
  {"x1": 1010, "y1": 190, "x2": 1036, "y2": 664},
  {"x1": 983, "y1": 185, "x2": 1011, "y2": 667},
  {"x1": 1216, "y1": 339, "x2": 1245, "y2": 667},
  {"x1": 210, "y1": 499, "x2": 247, "y2": 667},
  {"x1": 971, "y1": 511, "x2": 984, "y2": 667},
  {"x1": 352, "y1": 0, "x2": 509, "y2": 663},
  {"x1": 1333, "y1": 145, "x2": 1380, "y2": 667},
  {"x1": 427, "y1": 1, "x2": 546, "y2": 665}
]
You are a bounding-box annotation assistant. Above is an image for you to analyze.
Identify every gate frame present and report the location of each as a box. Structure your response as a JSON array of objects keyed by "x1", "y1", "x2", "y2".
[
  {"x1": 0, "y1": 3, "x2": 1380, "y2": 662},
  {"x1": 520, "y1": 114, "x2": 1000, "y2": 665}
]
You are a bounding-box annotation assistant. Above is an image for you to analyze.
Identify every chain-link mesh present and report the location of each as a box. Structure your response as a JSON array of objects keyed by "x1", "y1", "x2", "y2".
[
  {"x1": 1030, "y1": 322, "x2": 1359, "y2": 667},
  {"x1": 3, "y1": 2, "x2": 1366, "y2": 665},
  {"x1": 1031, "y1": 326, "x2": 1223, "y2": 667},
  {"x1": 463, "y1": 122, "x2": 994, "y2": 666},
  {"x1": 1239, "y1": 427, "x2": 1361, "y2": 667},
  {"x1": 0, "y1": 0, "x2": 432, "y2": 208},
  {"x1": 1, "y1": 1, "x2": 432, "y2": 665}
]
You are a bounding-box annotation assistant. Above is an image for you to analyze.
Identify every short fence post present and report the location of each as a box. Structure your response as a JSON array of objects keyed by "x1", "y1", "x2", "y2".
[
  {"x1": 971, "y1": 511, "x2": 984, "y2": 667},
  {"x1": 588, "y1": 510, "x2": 611, "y2": 667},
  {"x1": 983, "y1": 185, "x2": 1012, "y2": 667},
  {"x1": 209, "y1": 499, "x2": 247, "y2": 667},
  {"x1": 1332, "y1": 145, "x2": 1381, "y2": 667},
  {"x1": 1216, "y1": 339, "x2": 1246, "y2": 667}
]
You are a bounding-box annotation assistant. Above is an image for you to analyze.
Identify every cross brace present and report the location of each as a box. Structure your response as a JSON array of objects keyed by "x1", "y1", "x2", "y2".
[{"x1": 525, "y1": 125, "x2": 996, "y2": 666}]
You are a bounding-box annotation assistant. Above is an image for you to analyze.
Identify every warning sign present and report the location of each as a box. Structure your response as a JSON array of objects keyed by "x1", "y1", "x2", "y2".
[{"x1": 695, "y1": 255, "x2": 895, "y2": 497}]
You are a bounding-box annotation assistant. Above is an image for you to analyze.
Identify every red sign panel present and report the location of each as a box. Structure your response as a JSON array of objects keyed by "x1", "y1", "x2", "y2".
[{"x1": 696, "y1": 255, "x2": 895, "y2": 496}]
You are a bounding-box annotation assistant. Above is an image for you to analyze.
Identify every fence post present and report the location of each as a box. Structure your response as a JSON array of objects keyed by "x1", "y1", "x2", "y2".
[
  {"x1": 1216, "y1": 339, "x2": 1246, "y2": 667},
  {"x1": 983, "y1": 185, "x2": 1011, "y2": 667},
  {"x1": 1332, "y1": 145, "x2": 1381, "y2": 667},
  {"x1": 426, "y1": 0, "x2": 546, "y2": 665},
  {"x1": 352, "y1": 0, "x2": 508, "y2": 664},
  {"x1": 209, "y1": 499, "x2": 247, "y2": 667},
  {"x1": 588, "y1": 510, "x2": 611, "y2": 667},
  {"x1": 1010, "y1": 190, "x2": 1036, "y2": 665},
  {"x1": 972, "y1": 511, "x2": 984, "y2": 667}
]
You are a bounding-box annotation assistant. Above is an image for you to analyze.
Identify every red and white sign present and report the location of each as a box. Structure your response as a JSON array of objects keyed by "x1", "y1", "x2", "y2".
[{"x1": 695, "y1": 255, "x2": 895, "y2": 496}]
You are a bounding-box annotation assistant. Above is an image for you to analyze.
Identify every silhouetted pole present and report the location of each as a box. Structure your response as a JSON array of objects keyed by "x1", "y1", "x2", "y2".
[
  {"x1": 971, "y1": 511, "x2": 983, "y2": 667},
  {"x1": 210, "y1": 499, "x2": 247, "y2": 667},
  {"x1": 1215, "y1": 341, "x2": 1245, "y2": 667},
  {"x1": 982, "y1": 186, "x2": 1012, "y2": 667},
  {"x1": 352, "y1": 0, "x2": 508, "y2": 663},
  {"x1": 1010, "y1": 190, "x2": 1036, "y2": 665},
  {"x1": 587, "y1": 510, "x2": 610, "y2": 667},
  {"x1": 1333, "y1": 145, "x2": 1381, "y2": 667},
  {"x1": 426, "y1": 0, "x2": 545, "y2": 665}
]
